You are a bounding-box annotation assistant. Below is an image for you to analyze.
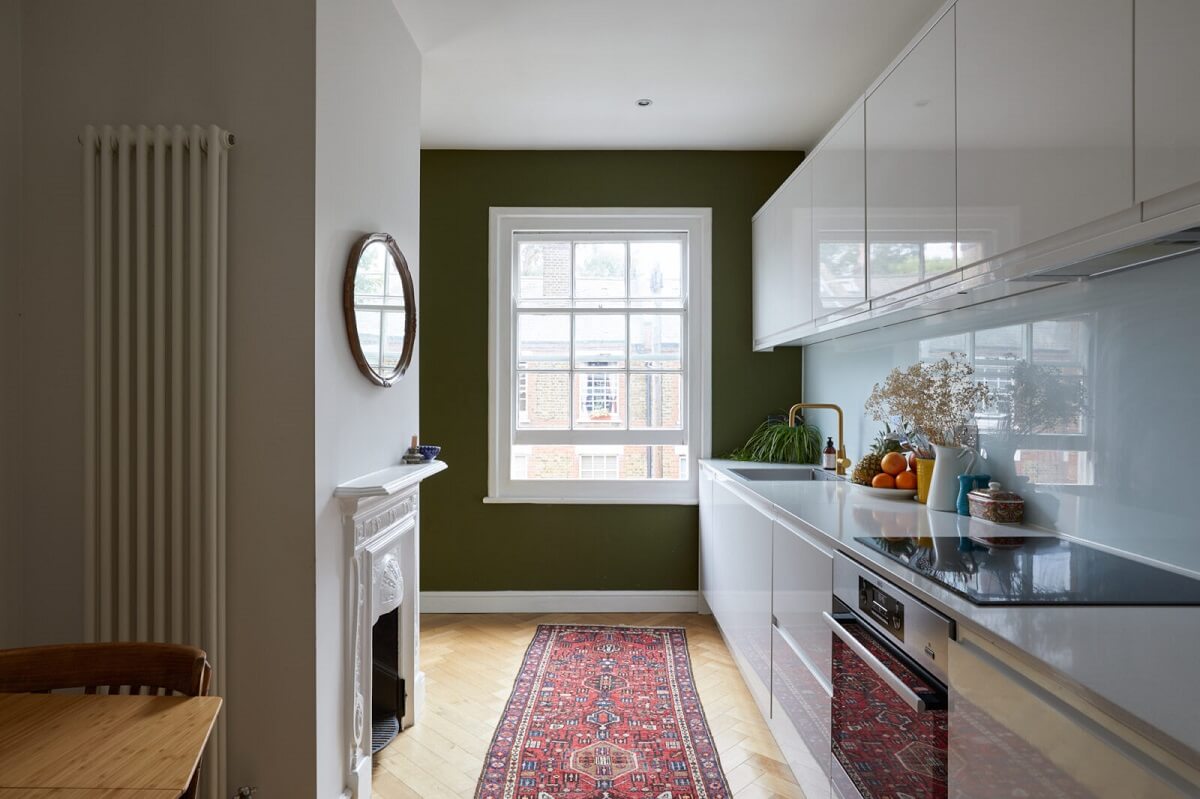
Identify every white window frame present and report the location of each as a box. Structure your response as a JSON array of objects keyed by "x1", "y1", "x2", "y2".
[{"x1": 487, "y1": 208, "x2": 712, "y2": 504}]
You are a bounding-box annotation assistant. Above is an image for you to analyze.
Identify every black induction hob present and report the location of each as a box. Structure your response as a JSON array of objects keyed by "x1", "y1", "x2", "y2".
[{"x1": 854, "y1": 535, "x2": 1200, "y2": 606}]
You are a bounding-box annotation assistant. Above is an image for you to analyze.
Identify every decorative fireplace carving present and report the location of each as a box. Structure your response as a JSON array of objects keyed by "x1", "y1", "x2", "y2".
[{"x1": 335, "y1": 460, "x2": 446, "y2": 799}]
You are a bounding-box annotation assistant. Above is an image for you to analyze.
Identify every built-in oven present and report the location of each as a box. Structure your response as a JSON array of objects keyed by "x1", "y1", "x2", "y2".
[{"x1": 827, "y1": 553, "x2": 955, "y2": 799}]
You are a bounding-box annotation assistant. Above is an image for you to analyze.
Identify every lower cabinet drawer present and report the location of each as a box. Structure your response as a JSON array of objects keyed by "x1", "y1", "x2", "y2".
[
  {"x1": 770, "y1": 626, "x2": 832, "y2": 799},
  {"x1": 949, "y1": 636, "x2": 1200, "y2": 799}
]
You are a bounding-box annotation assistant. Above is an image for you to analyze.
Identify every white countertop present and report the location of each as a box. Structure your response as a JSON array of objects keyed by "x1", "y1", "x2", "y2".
[{"x1": 701, "y1": 459, "x2": 1200, "y2": 762}]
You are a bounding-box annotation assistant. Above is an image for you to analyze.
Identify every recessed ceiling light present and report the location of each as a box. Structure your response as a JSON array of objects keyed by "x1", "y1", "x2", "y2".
[{"x1": 636, "y1": 98, "x2": 653, "y2": 107}]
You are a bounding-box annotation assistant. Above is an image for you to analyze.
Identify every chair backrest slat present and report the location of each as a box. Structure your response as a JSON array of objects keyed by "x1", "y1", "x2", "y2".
[{"x1": 0, "y1": 643, "x2": 210, "y2": 697}]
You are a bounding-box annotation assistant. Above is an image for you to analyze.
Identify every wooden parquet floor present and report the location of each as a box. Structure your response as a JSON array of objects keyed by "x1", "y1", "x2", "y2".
[{"x1": 371, "y1": 613, "x2": 805, "y2": 799}]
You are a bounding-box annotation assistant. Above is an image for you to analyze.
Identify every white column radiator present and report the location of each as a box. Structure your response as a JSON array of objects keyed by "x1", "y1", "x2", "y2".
[{"x1": 81, "y1": 124, "x2": 232, "y2": 799}]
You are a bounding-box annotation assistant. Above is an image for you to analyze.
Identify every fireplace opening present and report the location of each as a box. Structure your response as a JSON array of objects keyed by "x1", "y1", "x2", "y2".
[{"x1": 371, "y1": 606, "x2": 404, "y2": 753}]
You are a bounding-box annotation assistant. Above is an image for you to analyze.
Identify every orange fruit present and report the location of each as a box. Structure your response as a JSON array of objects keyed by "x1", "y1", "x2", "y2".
[
  {"x1": 895, "y1": 471, "x2": 918, "y2": 490},
  {"x1": 871, "y1": 472, "x2": 896, "y2": 489},
  {"x1": 880, "y1": 452, "x2": 907, "y2": 476}
]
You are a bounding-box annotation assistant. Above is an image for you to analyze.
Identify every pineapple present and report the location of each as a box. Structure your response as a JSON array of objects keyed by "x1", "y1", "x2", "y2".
[{"x1": 852, "y1": 426, "x2": 904, "y2": 485}]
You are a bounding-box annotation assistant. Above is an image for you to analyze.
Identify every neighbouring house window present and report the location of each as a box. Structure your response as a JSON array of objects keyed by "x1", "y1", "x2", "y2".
[
  {"x1": 488, "y1": 208, "x2": 712, "y2": 503},
  {"x1": 579, "y1": 453, "x2": 620, "y2": 480}
]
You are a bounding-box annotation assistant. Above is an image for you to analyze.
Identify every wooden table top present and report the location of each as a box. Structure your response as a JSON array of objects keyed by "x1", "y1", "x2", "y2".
[
  {"x1": 0, "y1": 693, "x2": 221, "y2": 795},
  {"x1": 0, "y1": 787, "x2": 180, "y2": 791}
]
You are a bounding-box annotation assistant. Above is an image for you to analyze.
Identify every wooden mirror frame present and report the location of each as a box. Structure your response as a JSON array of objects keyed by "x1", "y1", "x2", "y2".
[{"x1": 343, "y1": 233, "x2": 416, "y2": 387}]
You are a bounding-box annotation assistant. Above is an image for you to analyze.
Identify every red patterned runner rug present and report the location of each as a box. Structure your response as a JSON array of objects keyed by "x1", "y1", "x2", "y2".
[{"x1": 475, "y1": 625, "x2": 731, "y2": 799}]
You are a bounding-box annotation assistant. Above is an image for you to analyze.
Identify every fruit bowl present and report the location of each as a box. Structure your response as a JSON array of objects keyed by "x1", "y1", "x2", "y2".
[{"x1": 851, "y1": 482, "x2": 917, "y2": 501}]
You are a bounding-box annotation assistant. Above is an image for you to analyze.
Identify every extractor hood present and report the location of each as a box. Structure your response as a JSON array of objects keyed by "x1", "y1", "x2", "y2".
[{"x1": 1011, "y1": 226, "x2": 1200, "y2": 281}]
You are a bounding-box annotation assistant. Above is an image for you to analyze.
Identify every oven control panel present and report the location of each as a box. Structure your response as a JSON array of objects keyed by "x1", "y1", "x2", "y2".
[{"x1": 859, "y1": 576, "x2": 905, "y2": 641}]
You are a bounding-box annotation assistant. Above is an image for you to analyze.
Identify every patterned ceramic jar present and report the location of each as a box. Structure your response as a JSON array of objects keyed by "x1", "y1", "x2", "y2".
[{"x1": 968, "y1": 481, "x2": 1025, "y2": 524}]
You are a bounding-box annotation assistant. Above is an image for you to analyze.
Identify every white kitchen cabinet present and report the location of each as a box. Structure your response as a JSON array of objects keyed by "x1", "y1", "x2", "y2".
[
  {"x1": 812, "y1": 104, "x2": 867, "y2": 320},
  {"x1": 709, "y1": 476, "x2": 774, "y2": 712},
  {"x1": 866, "y1": 8, "x2": 957, "y2": 301},
  {"x1": 949, "y1": 634, "x2": 1198, "y2": 799},
  {"x1": 698, "y1": 466, "x2": 715, "y2": 613},
  {"x1": 770, "y1": 517, "x2": 833, "y2": 799},
  {"x1": 752, "y1": 165, "x2": 813, "y2": 347},
  {"x1": 955, "y1": 0, "x2": 1133, "y2": 268},
  {"x1": 1135, "y1": 0, "x2": 1200, "y2": 207},
  {"x1": 771, "y1": 628, "x2": 831, "y2": 799},
  {"x1": 772, "y1": 518, "x2": 832, "y2": 683}
]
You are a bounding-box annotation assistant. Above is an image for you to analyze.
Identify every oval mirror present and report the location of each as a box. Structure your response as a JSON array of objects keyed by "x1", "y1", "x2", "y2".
[{"x1": 343, "y1": 233, "x2": 416, "y2": 387}]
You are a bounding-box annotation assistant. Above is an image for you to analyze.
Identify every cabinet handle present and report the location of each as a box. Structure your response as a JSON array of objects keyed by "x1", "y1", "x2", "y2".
[{"x1": 822, "y1": 611, "x2": 927, "y2": 712}]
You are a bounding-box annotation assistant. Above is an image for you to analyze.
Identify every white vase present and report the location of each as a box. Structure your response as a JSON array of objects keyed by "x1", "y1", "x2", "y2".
[{"x1": 927, "y1": 444, "x2": 977, "y2": 512}]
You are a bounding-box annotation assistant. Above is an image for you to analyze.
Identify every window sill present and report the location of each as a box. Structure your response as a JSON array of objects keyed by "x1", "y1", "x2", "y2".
[{"x1": 483, "y1": 495, "x2": 698, "y2": 506}]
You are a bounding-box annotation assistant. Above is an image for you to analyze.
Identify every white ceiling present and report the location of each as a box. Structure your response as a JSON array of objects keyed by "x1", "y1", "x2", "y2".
[{"x1": 393, "y1": 0, "x2": 946, "y2": 151}]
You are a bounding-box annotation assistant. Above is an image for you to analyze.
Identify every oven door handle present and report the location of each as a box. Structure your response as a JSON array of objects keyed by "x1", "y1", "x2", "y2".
[{"x1": 822, "y1": 611, "x2": 927, "y2": 713}]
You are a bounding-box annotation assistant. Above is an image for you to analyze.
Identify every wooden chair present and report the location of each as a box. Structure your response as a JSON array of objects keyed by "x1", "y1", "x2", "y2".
[{"x1": 0, "y1": 642, "x2": 212, "y2": 798}]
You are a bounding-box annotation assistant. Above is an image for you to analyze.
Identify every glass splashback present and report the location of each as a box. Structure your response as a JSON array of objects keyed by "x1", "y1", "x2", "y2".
[{"x1": 804, "y1": 253, "x2": 1200, "y2": 575}]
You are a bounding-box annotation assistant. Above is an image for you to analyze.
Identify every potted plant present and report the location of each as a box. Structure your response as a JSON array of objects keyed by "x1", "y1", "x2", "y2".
[
  {"x1": 864, "y1": 354, "x2": 991, "y2": 510},
  {"x1": 727, "y1": 414, "x2": 822, "y2": 465}
]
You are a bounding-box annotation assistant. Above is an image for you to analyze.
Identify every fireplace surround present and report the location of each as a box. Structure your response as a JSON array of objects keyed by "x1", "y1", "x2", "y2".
[{"x1": 335, "y1": 460, "x2": 447, "y2": 799}]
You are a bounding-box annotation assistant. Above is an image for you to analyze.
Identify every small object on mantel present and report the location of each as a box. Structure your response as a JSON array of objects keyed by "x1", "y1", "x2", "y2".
[
  {"x1": 417, "y1": 444, "x2": 441, "y2": 462},
  {"x1": 968, "y1": 481, "x2": 1025, "y2": 524},
  {"x1": 402, "y1": 434, "x2": 426, "y2": 464}
]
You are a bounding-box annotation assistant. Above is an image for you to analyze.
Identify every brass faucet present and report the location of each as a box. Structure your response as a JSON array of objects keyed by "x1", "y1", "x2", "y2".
[{"x1": 788, "y1": 403, "x2": 852, "y2": 476}]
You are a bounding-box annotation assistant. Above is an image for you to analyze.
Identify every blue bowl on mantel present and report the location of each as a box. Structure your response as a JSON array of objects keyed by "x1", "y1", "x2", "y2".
[{"x1": 417, "y1": 445, "x2": 441, "y2": 462}]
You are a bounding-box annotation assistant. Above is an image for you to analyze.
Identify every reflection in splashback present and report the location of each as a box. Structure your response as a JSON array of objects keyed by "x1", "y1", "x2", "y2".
[{"x1": 804, "y1": 254, "x2": 1200, "y2": 574}]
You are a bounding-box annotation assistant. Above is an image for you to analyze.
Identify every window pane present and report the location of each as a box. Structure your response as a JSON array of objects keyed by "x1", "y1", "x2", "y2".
[
  {"x1": 818, "y1": 241, "x2": 866, "y2": 308},
  {"x1": 517, "y1": 241, "x2": 571, "y2": 303},
  {"x1": 517, "y1": 371, "x2": 569, "y2": 429},
  {"x1": 381, "y1": 311, "x2": 407, "y2": 370},
  {"x1": 354, "y1": 249, "x2": 386, "y2": 299},
  {"x1": 630, "y1": 373, "x2": 683, "y2": 429},
  {"x1": 574, "y1": 372, "x2": 626, "y2": 429},
  {"x1": 630, "y1": 241, "x2": 682, "y2": 301},
  {"x1": 920, "y1": 333, "x2": 969, "y2": 362},
  {"x1": 510, "y1": 444, "x2": 687, "y2": 481},
  {"x1": 923, "y1": 242, "x2": 956, "y2": 276},
  {"x1": 518, "y1": 314, "x2": 570, "y2": 369},
  {"x1": 869, "y1": 241, "x2": 920, "y2": 297},
  {"x1": 629, "y1": 315, "x2": 681, "y2": 370},
  {"x1": 574, "y1": 242, "x2": 626, "y2": 300},
  {"x1": 574, "y1": 315, "x2": 626, "y2": 369},
  {"x1": 355, "y1": 310, "x2": 381, "y2": 368}
]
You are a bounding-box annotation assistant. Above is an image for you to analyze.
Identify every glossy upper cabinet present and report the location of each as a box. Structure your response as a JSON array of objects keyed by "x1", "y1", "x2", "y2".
[
  {"x1": 812, "y1": 105, "x2": 867, "y2": 320},
  {"x1": 752, "y1": 165, "x2": 813, "y2": 347},
  {"x1": 1135, "y1": 0, "x2": 1200, "y2": 205},
  {"x1": 955, "y1": 0, "x2": 1133, "y2": 268},
  {"x1": 867, "y1": 8, "x2": 957, "y2": 300}
]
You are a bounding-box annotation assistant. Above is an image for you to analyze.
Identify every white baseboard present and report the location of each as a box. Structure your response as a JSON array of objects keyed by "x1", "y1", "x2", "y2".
[{"x1": 420, "y1": 590, "x2": 701, "y2": 614}]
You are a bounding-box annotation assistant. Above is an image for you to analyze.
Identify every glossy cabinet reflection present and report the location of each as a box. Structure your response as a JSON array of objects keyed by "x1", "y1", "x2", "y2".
[
  {"x1": 770, "y1": 519, "x2": 833, "y2": 799},
  {"x1": 867, "y1": 8, "x2": 956, "y2": 301},
  {"x1": 949, "y1": 635, "x2": 1195, "y2": 798},
  {"x1": 752, "y1": 165, "x2": 813, "y2": 346},
  {"x1": 708, "y1": 477, "x2": 772, "y2": 711},
  {"x1": 955, "y1": 0, "x2": 1133, "y2": 268},
  {"x1": 1135, "y1": 0, "x2": 1200, "y2": 205},
  {"x1": 771, "y1": 628, "x2": 831, "y2": 799},
  {"x1": 813, "y1": 105, "x2": 866, "y2": 320}
]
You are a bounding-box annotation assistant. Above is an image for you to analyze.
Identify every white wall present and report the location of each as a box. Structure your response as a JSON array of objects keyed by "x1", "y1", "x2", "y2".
[
  {"x1": 314, "y1": 0, "x2": 422, "y2": 794},
  {"x1": 0, "y1": 0, "x2": 22, "y2": 647},
  {"x1": 16, "y1": 0, "x2": 319, "y2": 793}
]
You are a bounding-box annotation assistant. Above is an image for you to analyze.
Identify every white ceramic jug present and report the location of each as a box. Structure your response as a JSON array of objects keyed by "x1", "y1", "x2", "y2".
[{"x1": 927, "y1": 444, "x2": 977, "y2": 512}]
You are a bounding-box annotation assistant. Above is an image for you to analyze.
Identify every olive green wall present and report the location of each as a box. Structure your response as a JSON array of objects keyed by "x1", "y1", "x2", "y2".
[{"x1": 420, "y1": 150, "x2": 804, "y2": 591}]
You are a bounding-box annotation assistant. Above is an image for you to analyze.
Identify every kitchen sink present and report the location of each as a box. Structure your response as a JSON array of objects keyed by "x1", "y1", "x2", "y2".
[{"x1": 729, "y1": 467, "x2": 841, "y2": 482}]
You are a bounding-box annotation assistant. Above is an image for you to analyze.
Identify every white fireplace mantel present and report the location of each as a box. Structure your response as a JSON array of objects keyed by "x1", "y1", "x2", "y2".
[{"x1": 336, "y1": 459, "x2": 446, "y2": 799}]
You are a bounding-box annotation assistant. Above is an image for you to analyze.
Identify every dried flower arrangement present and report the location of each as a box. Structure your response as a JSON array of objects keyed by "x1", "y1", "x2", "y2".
[{"x1": 864, "y1": 354, "x2": 991, "y2": 450}]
